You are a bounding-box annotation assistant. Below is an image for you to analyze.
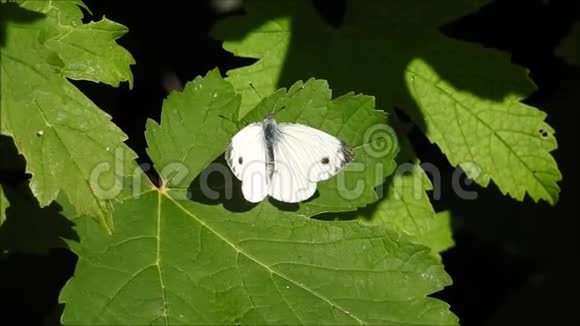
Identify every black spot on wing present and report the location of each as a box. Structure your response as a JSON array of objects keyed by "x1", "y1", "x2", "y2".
[
  {"x1": 238, "y1": 156, "x2": 243, "y2": 164},
  {"x1": 321, "y1": 157, "x2": 330, "y2": 164},
  {"x1": 339, "y1": 141, "x2": 354, "y2": 167}
]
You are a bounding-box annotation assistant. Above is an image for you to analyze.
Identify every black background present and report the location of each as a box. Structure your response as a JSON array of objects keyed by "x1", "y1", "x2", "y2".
[{"x1": 0, "y1": 0, "x2": 578, "y2": 325}]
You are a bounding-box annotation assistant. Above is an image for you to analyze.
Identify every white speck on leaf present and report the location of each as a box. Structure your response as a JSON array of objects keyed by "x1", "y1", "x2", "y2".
[{"x1": 37, "y1": 130, "x2": 44, "y2": 136}]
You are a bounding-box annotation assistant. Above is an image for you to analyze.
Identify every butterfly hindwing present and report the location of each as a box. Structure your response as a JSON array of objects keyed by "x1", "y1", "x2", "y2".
[
  {"x1": 269, "y1": 140, "x2": 317, "y2": 203},
  {"x1": 225, "y1": 123, "x2": 269, "y2": 203}
]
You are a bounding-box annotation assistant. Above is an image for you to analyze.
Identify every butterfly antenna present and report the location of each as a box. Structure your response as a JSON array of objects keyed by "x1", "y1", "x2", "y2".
[
  {"x1": 249, "y1": 83, "x2": 262, "y2": 100},
  {"x1": 217, "y1": 114, "x2": 238, "y2": 128},
  {"x1": 250, "y1": 82, "x2": 278, "y2": 117},
  {"x1": 272, "y1": 105, "x2": 287, "y2": 115}
]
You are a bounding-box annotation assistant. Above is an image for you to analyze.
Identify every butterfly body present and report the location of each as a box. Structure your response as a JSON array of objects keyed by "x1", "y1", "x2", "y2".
[
  {"x1": 262, "y1": 113, "x2": 278, "y2": 181},
  {"x1": 226, "y1": 114, "x2": 354, "y2": 203}
]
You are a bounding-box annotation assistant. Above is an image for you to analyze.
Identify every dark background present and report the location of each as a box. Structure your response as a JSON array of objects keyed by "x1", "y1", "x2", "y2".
[{"x1": 0, "y1": 0, "x2": 578, "y2": 325}]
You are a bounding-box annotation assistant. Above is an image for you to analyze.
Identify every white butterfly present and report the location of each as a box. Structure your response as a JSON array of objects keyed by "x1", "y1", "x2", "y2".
[{"x1": 225, "y1": 113, "x2": 354, "y2": 203}]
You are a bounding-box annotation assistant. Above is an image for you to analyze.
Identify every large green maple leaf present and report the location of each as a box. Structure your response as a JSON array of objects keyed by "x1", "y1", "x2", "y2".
[
  {"x1": 60, "y1": 70, "x2": 458, "y2": 325},
  {"x1": 212, "y1": 0, "x2": 561, "y2": 206},
  {"x1": 0, "y1": 1, "x2": 137, "y2": 231},
  {"x1": 147, "y1": 70, "x2": 399, "y2": 216}
]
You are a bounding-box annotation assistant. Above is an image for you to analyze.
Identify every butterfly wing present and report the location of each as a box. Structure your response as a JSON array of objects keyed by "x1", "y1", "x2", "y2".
[
  {"x1": 225, "y1": 123, "x2": 269, "y2": 203},
  {"x1": 268, "y1": 142, "x2": 317, "y2": 203},
  {"x1": 269, "y1": 123, "x2": 354, "y2": 203}
]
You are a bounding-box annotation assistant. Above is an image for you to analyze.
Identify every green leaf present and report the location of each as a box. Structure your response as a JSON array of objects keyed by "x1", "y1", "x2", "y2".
[
  {"x1": 60, "y1": 71, "x2": 457, "y2": 325},
  {"x1": 148, "y1": 69, "x2": 399, "y2": 215},
  {"x1": 44, "y1": 17, "x2": 135, "y2": 88},
  {"x1": 212, "y1": 0, "x2": 562, "y2": 205},
  {"x1": 0, "y1": 183, "x2": 7, "y2": 226},
  {"x1": 0, "y1": 1, "x2": 137, "y2": 232},
  {"x1": 406, "y1": 59, "x2": 560, "y2": 205},
  {"x1": 421, "y1": 211, "x2": 455, "y2": 255},
  {"x1": 360, "y1": 139, "x2": 455, "y2": 254},
  {"x1": 61, "y1": 190, "x2": 457, "y2": 325},
  {"x1": 145, "y1": 69, "x2": 241, "y2": 188},
  {"x1": 555, "y1": 21, "x2": 580, "y2": 67}
]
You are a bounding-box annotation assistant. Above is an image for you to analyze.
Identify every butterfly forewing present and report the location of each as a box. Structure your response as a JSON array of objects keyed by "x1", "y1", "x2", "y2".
[
  {"x1": 225, "y1": 123, "x2": 269, "y2": 203},
  {"x1": 268, "y1": 123, "x2": 354, "y2": 202},
  {"x1": 269, "y1": 136, "x2": 317, "y2": 203}
]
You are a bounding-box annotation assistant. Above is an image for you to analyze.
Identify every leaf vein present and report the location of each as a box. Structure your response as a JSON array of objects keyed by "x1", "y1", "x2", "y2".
[{"x1": 167, "y1": 197, "x2": 365, "y2": 325}]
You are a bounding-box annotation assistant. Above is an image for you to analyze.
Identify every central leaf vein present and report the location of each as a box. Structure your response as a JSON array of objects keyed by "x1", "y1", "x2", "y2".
[
  {"x1": 156, "y1": 191, "x2": 169, "y2": 326},
  {"x1": 166, "y1": 195, "x2": 364, "y2": 325}
]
